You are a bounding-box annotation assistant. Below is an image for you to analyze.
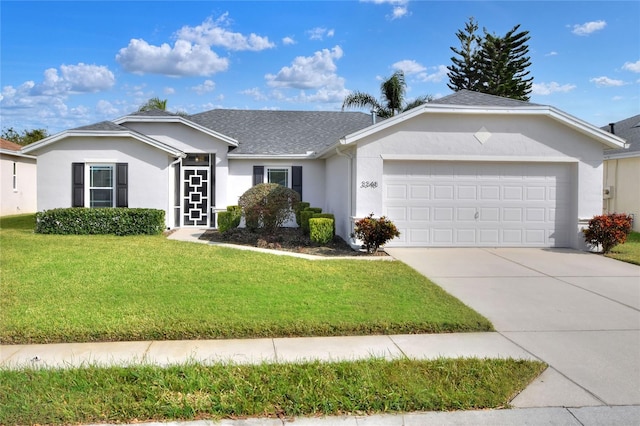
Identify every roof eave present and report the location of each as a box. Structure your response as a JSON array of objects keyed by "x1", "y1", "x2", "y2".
[
  {"x1": 336, "y1": 104, "x2": 627, "y2": 150},
  {"x1": 21, "y1": 129, "x2": 185, "y2": 157},
  {"x1": 1, "y1": 148, "x2": 37, "y2": 159},
  {"x1": 114, "y1": 114, "x2": 239, "y2": 147},
  {"x1": 227, "y1": 153, "x2": 317, "y2": 160}
]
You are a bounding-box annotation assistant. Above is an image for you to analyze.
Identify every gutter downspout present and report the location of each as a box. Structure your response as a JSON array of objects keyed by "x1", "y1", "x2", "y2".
[{"x1": 335, "y1": 144, "x2": 361, "y2": 250}]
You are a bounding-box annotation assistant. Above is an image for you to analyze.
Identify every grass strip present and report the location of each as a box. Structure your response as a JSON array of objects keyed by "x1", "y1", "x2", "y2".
[
  {"x1": 606, "y1": 231, "x2": 640, "y2": 265},
  {"x1": 0, "y1": 358, "x2": 546, "y2": 425},
  {"x1": 0, "y1": 215, "x2": 492, "y2": 344}
]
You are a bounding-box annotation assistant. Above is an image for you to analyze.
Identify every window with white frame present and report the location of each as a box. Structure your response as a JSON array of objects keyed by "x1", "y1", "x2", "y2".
[
  {"x1": 266, "y1": 167, "x2": 290, "y2": 187},
  {"x1": 88, "y1": 164, "x2": 114, "y2": 208},
  {"x1": 12, "y1": 162, "x2": 17, "y2": 191}
]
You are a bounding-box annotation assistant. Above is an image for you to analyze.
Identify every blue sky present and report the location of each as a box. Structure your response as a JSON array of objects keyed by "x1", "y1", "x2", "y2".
[{"x1": 1, "y1": 0, "x2": 638, "y2": 134}]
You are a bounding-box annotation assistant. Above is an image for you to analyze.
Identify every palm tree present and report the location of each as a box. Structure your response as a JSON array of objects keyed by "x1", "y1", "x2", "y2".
[
  {"x1": 342, "y1": 71, "x2": 432, "y2": 118},
  {"x1": 138, "y1": 97, "x2": 168, "y2": 112}
]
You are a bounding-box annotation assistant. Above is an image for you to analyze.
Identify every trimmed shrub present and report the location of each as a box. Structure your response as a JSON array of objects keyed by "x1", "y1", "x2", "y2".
[
  {"x1": 299, "y1": 207, "x2": 323, "y2": 235},
  {"x1": 353, "y1": 213, "x2": 400, "y2": 253},
  {"x1": 312, "y1": 213, "x2": 335, "y2": 236},
  {"x1": 294, "y1": 201, "x2": 310, "y2": 226},
  {"x1": 218, "y1": 205, "x2": 242, "y2": 233},
  {"x1": 35, "y1": 208, "x2": 165, "y2": 236},
  {"x1": 300, "y1": 210, "x2": 316, "y2": 235},
  {"x1": 238, "y1": 183, "x2": 300, "y2": 233},
  {"x1": 583, "y1": 213, "x2": 633, "y2": 254},
  {"x1": 310, "y1": 218, "x2": 334, "y2": 244}
]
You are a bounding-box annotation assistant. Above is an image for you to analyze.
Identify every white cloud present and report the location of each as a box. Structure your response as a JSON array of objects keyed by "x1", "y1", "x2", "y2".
[
  {"x1": 176, "y1": 14, "x2": 274, "y2": 51},
  {"x1": 545, "y1": 51, "x2": 558, "y2": 57},
  {"x1": 282, "y1": 36, "x2": 296, "y2": 45},
  {"x1": 191, "y1": 80, "x2": 216, "y2": 95},
  {"x1": 361, "y1": 0, "x2": 410, "y2": 19},
  {"x1": 532, "y1": 82, "x2": 576, "y2": 95},
  {"x1": 306, "y1": 27, "x2": 335, "y2": 41},
  {"x1": 163, "y1": 87, "x2": 176, "y2": 95},
  {"x1": 416, "y1": 65, "x2": 448, "y2": 83},
  {"x1": 571, "y1": 20, "x2": 606, "y2": 36},
  {"x1": 589, "y1": 76, "x2": 625, "y2": 87},
  {"x1": 392, "y1": 60, "x2": 426, "y2": 74},
  {"x1": 622, "y1": 60, "x2": 640, "y2": 73},
  {"x1": 116, "y1": 38, "x2": 229, "y2": 77},
  {"x1": 96, "y1": 99, "x2": 120, "y2": 116},
  {"x1": 241, "y1": 87, "x2": 268, "y2": 101},
  {"x1": 266, "y1": 45, "x2": 344, "y2": 90},
  {"x1": 25, "y1": 63, "x2": 115, "y2": 96}
]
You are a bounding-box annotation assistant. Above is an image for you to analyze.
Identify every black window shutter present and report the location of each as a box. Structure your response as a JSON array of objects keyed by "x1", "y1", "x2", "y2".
[
  {"x1": 116, "y1": 163, "x2": 128, "y2": 207},
  {"x1": 71, "y1": 163, "x2": 84, "y2": 207},
  {"x1": 292, "y1": 166, "x2": 302, "y2": 199},
  {"x1": 253, "y1": 166, "x2": 264, "y2": 186}
]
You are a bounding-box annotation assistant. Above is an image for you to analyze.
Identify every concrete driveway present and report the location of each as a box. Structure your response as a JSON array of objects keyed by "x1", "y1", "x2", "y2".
[{"x1": 386, "y1": 247, "x2": 640, "y2": 408}]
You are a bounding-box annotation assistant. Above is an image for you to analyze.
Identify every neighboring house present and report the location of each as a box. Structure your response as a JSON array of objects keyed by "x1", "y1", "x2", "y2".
[
  {"x1": 0, "y1": 138, "x2": 37, "y2": 216},
  {"x1": 602, "y1": 115, "x2": 640, "y2": 232},
  {"x1": 22, "y1": 90, "x2": 626, "y2": 249}
]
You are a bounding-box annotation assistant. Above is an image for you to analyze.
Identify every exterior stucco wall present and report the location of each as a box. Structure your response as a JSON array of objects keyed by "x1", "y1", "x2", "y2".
[
  {"x1": 34, "y1": 137, "x2": 173, "y2": 226},
  {"x1": 123, "y1": 122, "x2": 231, "y2": 209},
  {"x1": 227, "y1": 158, "x2": 326, "y2": 217},
  {"x1": 347, "y1": 113, "x2": 605, "y2": 250},
  {"x1": 0, "y1": 153, "x2": 37, "y2": 216},
  {"x1": 324, "y1": 151, "x2": 353, "y2": 241},
  {"x1": 604, "y1": 157, "x2": 640, "y2": 232}
]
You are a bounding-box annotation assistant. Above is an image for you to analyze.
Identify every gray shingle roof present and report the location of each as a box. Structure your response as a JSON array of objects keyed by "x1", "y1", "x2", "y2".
[
  {"x1": 189, "y1": 110, "x2": 373, "y2": 155},
  {"x1": 601, "y1": 114, "x2": 640, "y2": 155},
  {"x1": 71, "y1": 121, "x2": 130, "y2": 132},
  {"x1": 431, "y1": 89, "x2": 541, "y2": 107}
]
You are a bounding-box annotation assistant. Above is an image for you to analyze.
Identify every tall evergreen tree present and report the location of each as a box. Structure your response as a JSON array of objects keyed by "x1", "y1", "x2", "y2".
[
  {"x1": 447, "y1": 17, "x2": 482, "y2": 92},
  {"x1": 447, "y1": 19, "x2": 533, "y2": 101},
  {"x1": 478, "y1": 24, "x2": 533, "y2": 101}
]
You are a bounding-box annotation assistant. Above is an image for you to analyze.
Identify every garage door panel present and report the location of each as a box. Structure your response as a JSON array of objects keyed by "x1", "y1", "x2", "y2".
[{"x1": 383, "y1": 161, "x2": 573, "y2": 247}]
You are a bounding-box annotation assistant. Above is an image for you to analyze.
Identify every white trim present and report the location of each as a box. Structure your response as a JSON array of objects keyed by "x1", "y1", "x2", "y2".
[
  {"x1": 22, "y1": 129, "x2": 186, "y2": 157},
  {"x1": 86, "y1": 163, "x2": 116, "y2": 208},
  {"x1": 265, "y1": 166, "x2": 292, "y2": 187},
  {"x1": 113, "y1": 114, "x2": 239, "y2": 147},
  {"x1": 604, "y1": 151, "x2": 640, "y2": 160},
  {"x1": 0, "y1": 148, "x2": 37, "y2": 159},
  {"x1": 324, "y1": 103, "x2": 627, "y2": 153},
  {"x1": 380, "y1": 154, "x2": 580, "y2": 163},
  {"x1": 227, "y1": 153, "x2": 315, "y2": 160}
]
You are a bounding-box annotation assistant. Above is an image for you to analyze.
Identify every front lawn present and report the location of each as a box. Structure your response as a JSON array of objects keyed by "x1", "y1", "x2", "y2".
[
  {"x1": 0, "y1": 358, "x2": 546, "y2": 425},
  {"x1": 0, "y1": 215, "x2": 492, "y2": 344},
  {"x1": 606, "y1": 231, "x2": 640, "y2": 265}
]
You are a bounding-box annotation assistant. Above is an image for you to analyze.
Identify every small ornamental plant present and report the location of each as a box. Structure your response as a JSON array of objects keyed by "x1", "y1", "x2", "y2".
[
  {"x1": 583, "y1": 213, "x2": 633, "y2": 254},
  {"x1": 353, "y1": 213, "x2": 400, "y2": 254},
  {"x1": 238, "y1": 183, "x2": 300, "y2": 233}
]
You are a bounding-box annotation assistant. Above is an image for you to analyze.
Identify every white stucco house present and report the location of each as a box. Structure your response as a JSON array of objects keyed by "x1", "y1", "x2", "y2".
[
  {"x1": 602, "y1": 114, "x2": 640, "y2": 232},
  {"x1": 22, "y1": 90, "x2": 626, "y2": 249},
  {"x1": 1, "y1": 138, "x2": 37, "y2": 216}
]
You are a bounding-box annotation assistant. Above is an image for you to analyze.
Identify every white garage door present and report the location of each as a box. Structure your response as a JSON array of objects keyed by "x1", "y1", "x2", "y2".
[{"x1": 383, "y1": 161, "x2": 573, "y2": 247}]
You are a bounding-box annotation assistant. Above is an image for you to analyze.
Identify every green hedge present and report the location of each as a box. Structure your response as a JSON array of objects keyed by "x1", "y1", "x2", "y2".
[
  {"x1": 294, "y1": 201, "x2": 310, "y2": 226},
  {"x1": 35, "y1": 208, "x2": 165, "y2": 236},
  {"x1": 310, "y1": 218, "x2": 334, "y2": 244},
  {"x1": 218, "y1": 205, "x2": 242, "y2": 233},
  {"x1": 312, "y1": 213, "x2": 335, "y2": 236}
]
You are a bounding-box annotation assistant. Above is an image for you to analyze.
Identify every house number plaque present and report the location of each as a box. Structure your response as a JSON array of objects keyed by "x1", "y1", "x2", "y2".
[{"x1": 360, "y1": 181, "x2": 378, "y2": 189}]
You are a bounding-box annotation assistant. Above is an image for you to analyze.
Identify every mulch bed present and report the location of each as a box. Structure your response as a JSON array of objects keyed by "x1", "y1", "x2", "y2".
[{"x1": 198, "y1": 227, "x2": 387, "y2": 257}]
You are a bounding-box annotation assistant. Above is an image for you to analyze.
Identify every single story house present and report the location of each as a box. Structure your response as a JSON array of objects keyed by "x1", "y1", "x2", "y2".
[
  {"x1": 602, "y1": 114, "x2": 640, "y2": 232},
  {"x1": 22, "y1": 90, "x2": 626, "y2": 249},
  {"x1": 1, "y1": 138, "x2": 37, "y2": 216}
]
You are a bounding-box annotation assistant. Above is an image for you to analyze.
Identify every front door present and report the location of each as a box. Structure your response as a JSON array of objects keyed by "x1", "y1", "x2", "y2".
[{"x1": 181, "y1": 154, "x2": 212, "y2": 227}]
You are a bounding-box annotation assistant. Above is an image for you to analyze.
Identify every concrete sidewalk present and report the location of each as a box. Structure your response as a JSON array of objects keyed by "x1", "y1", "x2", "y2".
[{"x1": 4, "y1": 231, "x2": 639, "y2": 425}]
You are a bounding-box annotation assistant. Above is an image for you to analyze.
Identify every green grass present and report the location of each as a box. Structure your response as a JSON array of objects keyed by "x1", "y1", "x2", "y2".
[
  {"x1": 606, "y1": 231, "x2": 640, "y2": 265},
  {"x1": 0, "y1": 215, "x2": 492, "y2": 344},
  {"x1": 0, "y1": 358, "x2": 546, "y2": 425}
]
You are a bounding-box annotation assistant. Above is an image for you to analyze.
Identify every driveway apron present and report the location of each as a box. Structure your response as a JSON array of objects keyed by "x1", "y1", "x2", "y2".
[{"x1": 385, "y1": 247, "x2": 640, "y2": 407}]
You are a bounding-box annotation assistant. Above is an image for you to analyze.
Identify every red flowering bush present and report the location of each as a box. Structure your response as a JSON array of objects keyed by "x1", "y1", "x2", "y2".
[
  {"x1": 353, "y1": 213, "x2": 400, "y2": 254},
  {"x1": 238, "y1": 183, "x2": 300, "y2": 233},
  {"x1": 583, "y1": 213, "x2": 633, "y2": 254}
]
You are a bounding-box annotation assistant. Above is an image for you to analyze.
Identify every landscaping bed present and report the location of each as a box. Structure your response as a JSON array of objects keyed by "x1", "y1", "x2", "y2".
[{"x1": 199, "y1": 227, "x2": 387, "y2": 257}]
